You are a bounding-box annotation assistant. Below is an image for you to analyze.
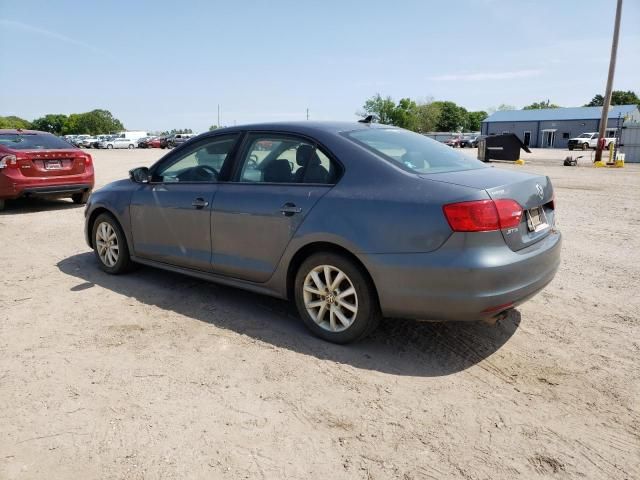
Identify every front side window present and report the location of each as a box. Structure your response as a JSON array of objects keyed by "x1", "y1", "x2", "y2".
[
  {"x1": 238, "y1": 135, "x2": 337, "y2": 184},
  {"x1": 345, "y1": 128, "x2": 486, "y2": 174},
  {"x1": 155, "y1": 135, "x2": 238, "y2": 183}
]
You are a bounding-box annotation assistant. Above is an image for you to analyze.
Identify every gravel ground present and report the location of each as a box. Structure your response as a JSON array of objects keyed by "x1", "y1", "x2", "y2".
[{"x1": 0, "y1": 147, "x2": 638, "y2": 479}]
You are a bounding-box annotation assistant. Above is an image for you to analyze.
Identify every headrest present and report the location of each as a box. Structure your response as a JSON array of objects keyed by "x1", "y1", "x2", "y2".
[{"x1": 296, "y1": 144, "x2": 315, "y2": 166}]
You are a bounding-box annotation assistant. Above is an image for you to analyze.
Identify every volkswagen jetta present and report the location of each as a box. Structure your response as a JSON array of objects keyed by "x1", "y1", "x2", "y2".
[{"x1": 84, "y1": 122, "x2": 561, "y2": 343}]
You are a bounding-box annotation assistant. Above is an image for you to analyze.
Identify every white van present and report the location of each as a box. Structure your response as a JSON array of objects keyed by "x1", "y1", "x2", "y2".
[{"x1": 117, "y1": 131, "x2": 148, "y2": 142}]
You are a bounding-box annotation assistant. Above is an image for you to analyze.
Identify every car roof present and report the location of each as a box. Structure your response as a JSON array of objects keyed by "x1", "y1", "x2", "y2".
[{"x1": 211, "y1": 121, "x2": 393, "y2": 136}]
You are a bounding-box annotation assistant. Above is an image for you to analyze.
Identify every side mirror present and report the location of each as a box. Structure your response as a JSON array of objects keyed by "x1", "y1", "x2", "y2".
[{"x1": 129, "y1": 167, "x2": 151, "y2": 184}]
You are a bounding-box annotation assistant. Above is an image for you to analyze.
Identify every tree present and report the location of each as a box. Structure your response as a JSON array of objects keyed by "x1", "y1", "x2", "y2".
[
  {"x1": 390, "y1": 98, "x2": 419, "y2": 130},
  {"x1": 523, "y1": 100, "x2": 561, "y2": 110},
  {"x1": 464, "y1": 111, "x2": 487, "y2": 131},
  {"x1": 31, "y1": 114, "x2": 68, "y2": 135},
  {"x1": 75, "y1": 109, "x2": 124, "y2": 135},
  {"x1": 209, "y1": 125, "x2": 219, "y2": 131},
  {"x1": 434, "y1": 101, "x2": 466, "y2": 132},
  {"x1": 359, "y1": 94, "x2": 397, "y2": 125},
  {"x1": 585, "y1": 90, "x2": 639, "y2": 107},
  {"x1": 415, "y1": 101, "x2": 442, "y2": 132},
  {"x1": 0, "y1": 116, "x2": 31, "y2": 129}
]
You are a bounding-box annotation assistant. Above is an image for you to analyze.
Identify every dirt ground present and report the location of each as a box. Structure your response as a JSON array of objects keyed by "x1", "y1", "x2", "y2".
[{"x1": 1, "y1": 146, "x2": 638, "y2": 479}]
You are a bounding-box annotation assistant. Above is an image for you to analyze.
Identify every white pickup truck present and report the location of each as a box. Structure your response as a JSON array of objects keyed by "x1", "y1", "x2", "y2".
[{"x1": 567, "y1": 132, "x2": 615, "y2": 151}]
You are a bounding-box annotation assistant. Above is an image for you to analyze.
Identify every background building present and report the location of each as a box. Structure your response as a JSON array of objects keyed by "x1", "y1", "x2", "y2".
[{"x1": 481, "y1": 105, "x2": 640, "y2": 149}]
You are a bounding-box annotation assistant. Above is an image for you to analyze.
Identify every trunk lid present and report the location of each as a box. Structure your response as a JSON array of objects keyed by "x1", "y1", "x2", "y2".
[
  {"x1": 422, "y1": 167, "x2": 556, "y2": 251},
  {"x1": 16, "y1": 149, "x2": 88, "y2": 177}
]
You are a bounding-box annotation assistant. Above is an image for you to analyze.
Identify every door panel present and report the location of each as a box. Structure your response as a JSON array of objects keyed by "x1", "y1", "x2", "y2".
[
  {"x1": 210, "y1": 184, "x2": 329, "y2": 282},
  {"x1": 130, "y1": 183, "x2": 217, "y2": 270}
]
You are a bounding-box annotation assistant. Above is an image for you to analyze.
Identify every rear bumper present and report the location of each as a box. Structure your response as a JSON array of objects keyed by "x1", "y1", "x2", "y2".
[
  {"x1": 0, "y1": 173, "x2": 94, "y2": 200},
  {"x1": 362, "y1": 230, "x2": 562, "y2": 321}
]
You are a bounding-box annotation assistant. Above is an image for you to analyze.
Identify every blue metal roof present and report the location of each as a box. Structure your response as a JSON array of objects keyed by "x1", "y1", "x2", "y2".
[{"x1": 482, "y1": 104, "x2": 639, "y2": 123}]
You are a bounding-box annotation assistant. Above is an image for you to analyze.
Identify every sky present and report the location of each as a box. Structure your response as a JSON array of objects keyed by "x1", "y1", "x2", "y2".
[{"x1": 1, "y1": 0, "x2": 638, "y2": 132}]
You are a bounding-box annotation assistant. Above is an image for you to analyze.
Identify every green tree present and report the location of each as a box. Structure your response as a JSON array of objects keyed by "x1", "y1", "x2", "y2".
[
  {"x1": 464, "y1": 111, "x2": 487, "y2": 131},
  {"x1": 30, "y1": 114, "x2": 68, "y2": 134},
  {"x1": 415, "y1": 101, "x2": 442, "y2": 132},
  {"x1": 390, "y1": 98, "x2": 419, "y2": 130},
  {"x1": 434, "y1": 101, "x2": 466, "y2": 131},
  {"x1": 74, "y1": 109, "x2": 124, "y2": 135},
  {"x1": 585, "y1": 90, "x2": 639, "y2": 107},
  {"x1": 0, "y1": 116, "x2": 31, "y2": 129},
  {"x1": 523, "y1": 100, "x2": 561, "y2": 110},
  {"x1": 209, "y1": 125, "x2": 219, "y2": 131},
  {"x1": 359, "y1": 94, "x2": 397, "y2": 125}
]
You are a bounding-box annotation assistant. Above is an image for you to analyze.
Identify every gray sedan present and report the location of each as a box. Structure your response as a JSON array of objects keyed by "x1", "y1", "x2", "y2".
[{"x1": 84, "y1": 121, "x2": 561, "y2": 343}]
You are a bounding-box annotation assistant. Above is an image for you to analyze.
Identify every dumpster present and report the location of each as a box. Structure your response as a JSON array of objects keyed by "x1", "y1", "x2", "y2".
[{"x1": 477, "y1": 134, "x2": 531, "y2": 162}]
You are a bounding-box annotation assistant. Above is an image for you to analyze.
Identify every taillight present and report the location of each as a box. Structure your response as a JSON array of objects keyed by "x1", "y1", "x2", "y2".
[
  {"x1": 0, "y1": 154, "x2": 18, "y2": 169},
  {"x1": 83, "y1": 154, "x2": 92, "y2": 166},
  {"x1": 443, "y1": 199, "x2": 522, "y2": 232}
]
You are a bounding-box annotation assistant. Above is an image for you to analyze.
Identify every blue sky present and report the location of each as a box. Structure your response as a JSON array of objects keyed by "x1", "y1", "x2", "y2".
[{"x1": 1, "y1": 0, "x2": 638, "y2": 132}]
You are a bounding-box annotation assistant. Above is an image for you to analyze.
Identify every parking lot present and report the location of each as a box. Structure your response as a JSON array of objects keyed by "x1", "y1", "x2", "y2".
[{"x1": 1, "y1": 147, "x2": 638, "y2": 479}]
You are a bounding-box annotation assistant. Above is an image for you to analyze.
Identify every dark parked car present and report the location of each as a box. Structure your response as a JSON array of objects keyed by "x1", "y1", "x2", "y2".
[
  {"x1": 84, "y1": 122, "x2": 561, "y2": 343},
  {"x1": 0, "y1": 129, "x2": 94, "y2": 210},
  {"x1": 459, "y1": 136, "x2": 479, "y2": 148},
  {"x1": 167, "y1": 133, "x2": 196, "y2": 148}
]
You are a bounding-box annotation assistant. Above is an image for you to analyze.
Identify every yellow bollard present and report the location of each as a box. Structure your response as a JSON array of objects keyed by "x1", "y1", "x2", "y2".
[{"x1": 515, "y1": 159, "x2": 525, "y2": 165}]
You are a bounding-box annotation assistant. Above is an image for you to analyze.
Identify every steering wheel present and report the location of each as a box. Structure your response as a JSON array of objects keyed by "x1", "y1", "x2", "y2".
[
  {"x1": 194, "y1": 164, "x2": 219, "y2": 179},
  {"x1": 247, "y1": 154, "x2": 259, "y2": 168}
]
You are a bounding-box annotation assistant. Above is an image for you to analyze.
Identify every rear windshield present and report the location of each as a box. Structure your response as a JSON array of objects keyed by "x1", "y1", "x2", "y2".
[
  {"x1": 344, "y1": 128, "x2": 486, "y2": 174},
  {"x1": 0, "y1": 133, "x2": 76, "y2": 150}
]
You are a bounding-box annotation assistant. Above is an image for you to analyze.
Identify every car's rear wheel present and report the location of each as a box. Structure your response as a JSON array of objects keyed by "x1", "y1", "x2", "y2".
[
  {"x1": 92, "y1": 213, "x2": 134, "y2": 274},
  {"x1": 128, "y1": 144, "x2": 134, "y2": 149},
  {"x1": 72, "y1": 190, "x2": 91, "y2": 205},
  {"x1": 294, "y1": 253, "x2": 381, "y2": 344},
  {"x1": 107, "y1": 144, "x2": 113, "y2": 149}
]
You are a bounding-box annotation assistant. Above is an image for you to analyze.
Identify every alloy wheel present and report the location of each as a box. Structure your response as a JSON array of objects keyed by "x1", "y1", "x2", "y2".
[
  {"x1": 96, "y1": 221, "x2": 119, "y2": 267},
  {"x1": 303, "y1": 265, "x2": 358, "y2": 332}
]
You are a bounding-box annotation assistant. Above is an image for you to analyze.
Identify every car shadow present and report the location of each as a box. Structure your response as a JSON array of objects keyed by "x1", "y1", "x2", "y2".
[
  {"x1": 0, "y1": 197, "x2": 83, "y2": 214},
  {"x1": 57, "y1": 252, "x2": 521, "y2": 377}
]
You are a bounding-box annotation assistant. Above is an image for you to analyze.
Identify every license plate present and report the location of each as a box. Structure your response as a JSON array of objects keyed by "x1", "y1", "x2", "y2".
[
  {"x1": 526, "y1": 207, "x2": 548, "y2": 232},
  {"x1": 45, "y1": 160, "x2": 63, "y2": 170}
]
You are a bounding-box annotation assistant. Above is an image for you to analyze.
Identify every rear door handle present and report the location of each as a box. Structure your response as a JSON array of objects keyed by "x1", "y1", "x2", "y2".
[
  {"x1": 280, "y1": 203, "x2": 302, "y2": 216},
  {"x1": 192, "y1": 197, "x2": 209, "y2": 209}
]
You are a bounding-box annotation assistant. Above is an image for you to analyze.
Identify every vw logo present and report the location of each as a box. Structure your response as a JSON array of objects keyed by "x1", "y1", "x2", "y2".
[{"x1": 536, "y1": 184, "x2": 544, "y2": 200}]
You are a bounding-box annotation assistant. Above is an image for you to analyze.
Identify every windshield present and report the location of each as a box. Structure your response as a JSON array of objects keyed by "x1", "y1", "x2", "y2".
[
  {"x1": 344, "y1": 128, "x2": 486, "y2": 174},
  {"x1": 0, "y1": 133, "x2": 76, "y2": 150},
  {"x1": 578, "y1": 133, "x2": 592, "y2": 138}
]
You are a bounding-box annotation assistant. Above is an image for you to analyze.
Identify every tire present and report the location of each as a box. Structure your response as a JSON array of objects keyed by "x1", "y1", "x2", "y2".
[
  {"x1": 294, "y1": 252, "x2": 381, "y2": 344},
  {"x1": 0, "y1": 199, "x2": 5, "y2": 211},
  {"x1": 71, "y1": 190, "x2": 92, "y2": 205},
  {"x1": 107, "y1": 144, "x2": 113, "y2": 149},
  {"x1": 128, "y1": 144, "x2": 134, "y2": 149},
  {"x1": 568, "y1": 146, "x2": 574, "y2": 151},
  {"x1": 581, "y1": 143, "x2": 588, "y2": 151},
  {"x1": 92, "y1": 213, "x2": 134, "y2": 274}
]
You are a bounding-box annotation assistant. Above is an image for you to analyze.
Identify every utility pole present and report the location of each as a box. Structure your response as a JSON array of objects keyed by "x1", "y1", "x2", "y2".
[
  {"x1": 306, "y1": 108, "x2": 309, "y2": 121},
  {"x1": 595, "y1": 0, "x2": 623, "y2": 164},
  {"x1": 217, "y1": 104, "x2": 220, "y2": 128}
]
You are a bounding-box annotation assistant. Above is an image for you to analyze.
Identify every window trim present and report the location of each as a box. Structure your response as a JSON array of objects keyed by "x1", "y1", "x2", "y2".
[
  {"x1": 229, "y1": 131, "x2": 343, "y2": 186},
  {"x1": 149, "y1": 132, "x2": 243, "y2": 185}
]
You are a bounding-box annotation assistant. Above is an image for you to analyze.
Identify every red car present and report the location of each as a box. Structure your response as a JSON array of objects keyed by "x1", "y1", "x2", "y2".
[
  {"x1": 148, "y1": 137, "x2": 163, "y2": 148},
  {"x1": 0, "y1": 129, "x2": 94, "y2": 211}
]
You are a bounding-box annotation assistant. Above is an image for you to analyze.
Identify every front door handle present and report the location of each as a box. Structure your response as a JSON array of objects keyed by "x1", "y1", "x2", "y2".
[
  {"x1": 192, "y1": 197, "x2": 209, "y2": 209},
  {"x1": 280, "y1": 202, "x2": 302, "y2": 216}
]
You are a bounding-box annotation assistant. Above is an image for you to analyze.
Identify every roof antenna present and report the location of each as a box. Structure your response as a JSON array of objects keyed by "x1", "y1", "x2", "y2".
[{"x1": 358, "y1": 115, "x2": 374, "y2": 124}]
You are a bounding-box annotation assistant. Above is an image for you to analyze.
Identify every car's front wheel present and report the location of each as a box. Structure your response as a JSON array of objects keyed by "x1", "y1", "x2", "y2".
[
  {"x1": 294, "y1": 253, "x2": 381, "y2": 344},
  {"x1": 92, "y1": 213, "x2": 134, "y2": 274},
  {"x1": 107, "y1": 144, "x2": 113, "y2": 149},
  {"x1": 582, "y1": 142, "x2": 589, "y2": 150}
]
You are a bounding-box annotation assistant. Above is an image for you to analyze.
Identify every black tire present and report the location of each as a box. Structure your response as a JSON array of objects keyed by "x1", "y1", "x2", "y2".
[
  {"x1": 107, "y1": 144, "x2": 113, "y2": 149},
  {"x1": 581, "y1": 143, "x2": 588, "y2": 151},
  {"x1": 294, "y1": 252, "x2": 381, "y2": 344},
  {"x1": 91, "y1": 212, "x2": 134, "y2": 274},
  {"x1": 568, "y1": 146, "x2": 574, "y2": 151},
  {"x1": 71, "y1": 190, "x2": 91, "y2": 205}
]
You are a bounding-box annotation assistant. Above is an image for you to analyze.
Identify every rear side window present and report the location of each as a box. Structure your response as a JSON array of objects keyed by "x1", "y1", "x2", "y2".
[
  {"x1": 344, "y1": 128, "x2": 486, "y2": 174},
  {"x1": 238, "y1": 134, "x2": 338, "y2": 184},
  {"x1": 0, "y1": 133, "x2": 75, "y2": 150}
]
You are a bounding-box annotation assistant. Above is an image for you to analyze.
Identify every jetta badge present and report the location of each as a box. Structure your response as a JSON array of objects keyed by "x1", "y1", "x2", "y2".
[{"x1": 536, "y1": 184, "x2": 544, "y2": 200}]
